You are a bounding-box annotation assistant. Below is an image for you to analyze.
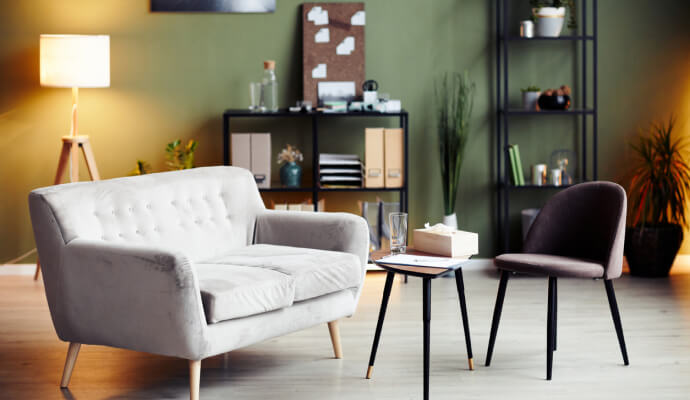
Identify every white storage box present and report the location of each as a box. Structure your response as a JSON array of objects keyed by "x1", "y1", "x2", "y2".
[{"x1": 413, "y1": 224, "x2": 478, "y2": 258}]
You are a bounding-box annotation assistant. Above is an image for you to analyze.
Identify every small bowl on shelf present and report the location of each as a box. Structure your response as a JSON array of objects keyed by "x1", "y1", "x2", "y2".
[{"x1": 538, "y1": 94, "x2": 571, "y2": 110}]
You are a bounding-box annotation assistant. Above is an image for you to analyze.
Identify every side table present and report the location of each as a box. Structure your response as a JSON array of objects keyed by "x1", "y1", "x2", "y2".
[{"x1": 365, "y1": 248, "x2": 474, "y2": 400}]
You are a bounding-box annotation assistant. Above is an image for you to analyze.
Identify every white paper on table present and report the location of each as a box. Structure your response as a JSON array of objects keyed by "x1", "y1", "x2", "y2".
[{"x1": 377, "y1": 254, "x2": 470, "y2": 269}]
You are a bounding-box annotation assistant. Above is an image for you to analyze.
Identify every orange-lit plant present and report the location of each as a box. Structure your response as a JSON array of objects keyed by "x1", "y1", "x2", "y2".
[{"x1": 628, "y1": 116, "x2": 690, "y2": 227}]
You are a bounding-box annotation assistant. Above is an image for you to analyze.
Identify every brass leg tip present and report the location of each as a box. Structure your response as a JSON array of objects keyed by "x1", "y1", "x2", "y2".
[
  {"x1": 468, "y1": 358, "x2": 474, "y2": 371},
  {"x1": 366, "y1": 365, "x2": 373, "y2": 379}
]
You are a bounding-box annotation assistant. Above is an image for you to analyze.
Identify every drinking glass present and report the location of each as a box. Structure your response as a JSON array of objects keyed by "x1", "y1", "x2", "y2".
[
  {"x1": 249, "y1": 82, "x2": 262, "y2": 112},
  {"x1": 389, "y1": 212, "x2": 408, "y2": 255}
]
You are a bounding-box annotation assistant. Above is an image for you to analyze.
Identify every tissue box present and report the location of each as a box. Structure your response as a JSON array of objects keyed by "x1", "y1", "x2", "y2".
[{"x1": 414, "y1": 227, "x2": 479, "y2": 258}]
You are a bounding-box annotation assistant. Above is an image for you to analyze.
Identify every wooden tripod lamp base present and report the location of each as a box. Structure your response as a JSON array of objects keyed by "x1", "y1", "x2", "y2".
[{"x1": 34, "y1": 135, "x2": 100, "y2": 281}]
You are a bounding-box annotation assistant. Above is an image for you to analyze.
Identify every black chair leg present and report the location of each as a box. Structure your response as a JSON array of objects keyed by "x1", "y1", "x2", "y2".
[
  {"x1": 546, "y1": 277, "x2": 557, "y2": 380},
  {"x1": 486, "y1": 270, "x2": 510, "y2": 366},
  {"x1": 454, "y1": 269, "x2": 474, "y2": 370},
  {"x1": 423, "y1": 278, "x2": 431, "y2": 400},
  {"x1": 553, "y1": 278, "x2": 557, "y2": 351},
  {"x1": 604, "y1": 279, "x2": 630, "y2": 366},
  {"x1": 366, "y1": 271, "x2": 395, "y2": 379}
]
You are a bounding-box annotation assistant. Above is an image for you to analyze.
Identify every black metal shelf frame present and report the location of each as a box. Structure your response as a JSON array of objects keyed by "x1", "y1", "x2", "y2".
[
  {"x1": 222, "y1": 109, "x2": 409, "y2": 213},
  {"x1": 496, "y1": 0, "x2": 598, "y2": 252}
]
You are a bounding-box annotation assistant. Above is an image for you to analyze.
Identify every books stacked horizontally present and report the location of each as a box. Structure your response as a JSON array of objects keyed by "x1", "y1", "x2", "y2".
[
  {"x1": 508, "y1": 144, "x2": 526, "y2": 186},
  {"x1": 319, "y1": 153, "x2": 363, "y2": 188}
]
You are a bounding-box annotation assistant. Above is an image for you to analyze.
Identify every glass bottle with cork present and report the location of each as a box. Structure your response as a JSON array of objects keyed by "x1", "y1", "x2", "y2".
[{"x1": 260, "y1": 60, "x2": 278, "y2": 112}]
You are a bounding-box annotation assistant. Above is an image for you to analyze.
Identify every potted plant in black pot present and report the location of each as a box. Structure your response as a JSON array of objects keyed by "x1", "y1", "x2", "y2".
[{"x1": 625, "y1": 116, "x2": 690, "y2": 277}]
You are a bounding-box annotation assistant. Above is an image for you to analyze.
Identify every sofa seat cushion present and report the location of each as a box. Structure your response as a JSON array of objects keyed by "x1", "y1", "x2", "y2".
[
  {"x1": 206, "y1": 244, "x2": 362, "y2": 302},
  {"x1": 195, "y1": 264, "x2": 295, "y2": 324}
]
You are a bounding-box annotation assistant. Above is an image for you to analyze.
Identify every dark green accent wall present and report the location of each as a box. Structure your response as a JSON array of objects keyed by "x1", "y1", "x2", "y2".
[{"x1": 1, "y1": 0, "x2": 689, "y2": 262}]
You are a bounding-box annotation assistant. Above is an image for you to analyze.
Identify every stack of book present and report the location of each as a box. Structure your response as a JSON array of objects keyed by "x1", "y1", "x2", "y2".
[
  {"x1": 319, "y1": 153, "x2": 363, "y2": 188},
  {"x1": 508, "y1": 144, "x2": 525, "y2": 186}
]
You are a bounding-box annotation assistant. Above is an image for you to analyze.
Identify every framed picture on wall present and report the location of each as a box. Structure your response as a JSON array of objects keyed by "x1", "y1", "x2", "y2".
[{"x1": 151, "y1": 0, "x2": 275, "y2": 13}]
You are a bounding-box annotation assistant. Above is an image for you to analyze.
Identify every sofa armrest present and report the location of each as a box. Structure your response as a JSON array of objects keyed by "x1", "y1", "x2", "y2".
[
  {"x1": 59, "y1": 239, "x2": 209, "y2": 360},
  {"x1": 254, "y1": 210, "x2": 370, "y2": 266}
]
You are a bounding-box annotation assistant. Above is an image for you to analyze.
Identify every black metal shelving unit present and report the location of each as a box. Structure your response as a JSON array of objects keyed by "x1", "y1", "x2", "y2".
[
  {"x1": 496, "y1": 0, "x2": 598, "y2": 252},
  {"x1": 222, "y1": 109, "x2": 409, "y2": 214}
]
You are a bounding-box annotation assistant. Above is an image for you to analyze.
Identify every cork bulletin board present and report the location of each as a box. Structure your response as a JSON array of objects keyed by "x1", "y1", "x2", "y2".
[{"x1": 302, "y1": 2, "x2": 365, "y2": 105}]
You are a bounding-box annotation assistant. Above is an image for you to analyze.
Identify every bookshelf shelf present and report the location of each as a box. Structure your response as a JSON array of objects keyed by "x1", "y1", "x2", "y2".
[{"x1": 496, "y1": 0, "x2": 598, "y2": 252}]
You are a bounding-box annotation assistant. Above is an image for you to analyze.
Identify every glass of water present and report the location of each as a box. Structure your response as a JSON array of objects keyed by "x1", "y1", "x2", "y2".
[
  {"x1": 389, "y1": 212, "x2": 408, "y2": 255},
  {"x1": 249, "y1": 82, "x2": 262, "y2": 112}
]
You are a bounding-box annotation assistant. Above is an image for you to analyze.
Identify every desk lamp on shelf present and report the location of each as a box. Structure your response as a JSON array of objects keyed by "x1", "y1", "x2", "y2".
[{"x1": 34, "y1": 34, "x2": 110, "y2": 280}]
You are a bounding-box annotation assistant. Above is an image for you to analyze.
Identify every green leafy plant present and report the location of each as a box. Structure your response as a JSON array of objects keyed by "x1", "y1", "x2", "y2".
[
  {"x1": 165, "y1": 139, "x2": 198, "y2": 170},
  {"x1": 435, "y1": 71, "x2": 475, "y2": 216},
  {"x1": 530, "y1": 0, "x2": 577, "y2": 29},
  {"x1": 521, "y1": 85, "x2": 541, "y2": 92},
  {"x1": 629, "y1": 116, "x2": 690, "y2": 228},
  {"x1": 130, "y1": 160, "x2": 152, "y2": 176}
]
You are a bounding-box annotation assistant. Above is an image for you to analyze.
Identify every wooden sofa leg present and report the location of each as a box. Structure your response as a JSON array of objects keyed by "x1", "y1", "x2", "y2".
[
  {"x1": 189, "y1": 360, "x2": 201, "y2": 400},
  {"x1": 60, "y1": 342, "x2": 81, "y2": 388},
  {"x1": 328, "y1": 321, "x2": 343, "y2": 359}
]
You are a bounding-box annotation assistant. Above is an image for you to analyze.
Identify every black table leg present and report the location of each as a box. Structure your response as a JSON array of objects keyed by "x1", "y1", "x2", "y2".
[
  {"x1": 553, "y1": 278, "x2": 558, "y2": 351},
  {"x1": 486, "y1": 270, "x2": 510, "y2": 366},
  {"x1": 423, "y1": 278, "x2": 431, "y2": 400},
  {"x1": 366, "y1": 271, "x2": 395, "y2": 379},
  {"x1": 546, "y1": 277, "x2": 556, "y2": 380},
  {"x1": 454, "y1": 269, "x2": 474, "y2": 370}
]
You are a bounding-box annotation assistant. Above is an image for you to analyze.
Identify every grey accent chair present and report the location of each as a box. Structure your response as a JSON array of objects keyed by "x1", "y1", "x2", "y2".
[
  {"x1": 485, "y1": 181, "x2": 629, "y2": 380},
  {"x1": 29, "y1": 166, "x2": 369, "y2": 399}
]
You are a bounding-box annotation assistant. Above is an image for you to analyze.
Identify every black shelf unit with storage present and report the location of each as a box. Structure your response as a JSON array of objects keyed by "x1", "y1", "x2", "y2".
[
  {"x1": 495, "y1": 0, "x2": 598, "y2": 252},
  {"x1": 222, "y1": 109, "x2": 409, "y2": 214}
]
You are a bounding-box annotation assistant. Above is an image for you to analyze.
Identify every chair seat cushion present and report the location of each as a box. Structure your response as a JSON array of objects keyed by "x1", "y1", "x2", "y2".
[
  {"x1": 207, "y1": 244, "x2": 362, "y2": 302},
  {"x1": 195, "y1": 264, "x2": 295, "y2": 323},
  {"x1": 494, "y1": 253, "x2": 605, "y2": 278}
]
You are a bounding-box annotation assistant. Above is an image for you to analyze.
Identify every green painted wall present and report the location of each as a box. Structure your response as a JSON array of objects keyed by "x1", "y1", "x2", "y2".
[{"x1": 1, "y1": 0, "x2": 689, "y2": 262}]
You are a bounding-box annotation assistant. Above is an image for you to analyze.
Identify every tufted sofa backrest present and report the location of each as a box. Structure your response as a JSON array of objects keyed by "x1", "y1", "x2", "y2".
[{"x1": 29, "y1": 166, "x2": 265, "y2": 262}]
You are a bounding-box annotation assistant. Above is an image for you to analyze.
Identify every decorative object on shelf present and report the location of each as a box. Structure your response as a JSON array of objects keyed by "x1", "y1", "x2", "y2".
[
  {"x1": 362, "y1": 79, "x2": 378, "y2": 104},
  {"x1": 531, "y1": 164, "x2": 548, "y2": 186},
  {"x1": 519, "y1": 20, "x2": 534, "y2": 38},
  {"x1": 549, "y1": 169, "x2": 562, "y2": 186},
  {"x1": 165, "y1": 139, "x2": 198, "y2": 170},
  {"x1": 538, "y1": 85, "x2": 571, "y2": 110},
  {"x1": 550, "y1": 149, "x2": 576, "y2": 184},
  {"x1": 521, "y1": 86, "x2": 541, "y2": 111},
  {"x1": 625, "y1": 116, "x2": 689, "y2": 277},
  {"x1": 302, "y1": 2, "x2": 365, "y2": 105},
  {"x1": 436, "y1": 71, "x2": 475, "y2": 230},
  {"x1": 260, "y1": 60, "x2": 279, "y2": 112},
  {"x1": 150, "y1": 0, "x2": 276, "y2": 13},
  {"x1": 277, "y1": 144, "x2": 304, "y2": 188},
  {"x1": 530, "y1": 0, "x2": 576, "y2": 36}
]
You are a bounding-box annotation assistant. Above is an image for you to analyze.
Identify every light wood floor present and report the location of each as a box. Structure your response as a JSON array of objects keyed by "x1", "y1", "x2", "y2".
[{"x1": 2, "y1": 265, "x2": 690, "y2": 399}]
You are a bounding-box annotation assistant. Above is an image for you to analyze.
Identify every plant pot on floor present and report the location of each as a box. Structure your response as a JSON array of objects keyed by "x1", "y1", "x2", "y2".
[
  {"x1": 280, "y1": 161, "x2": 302, "y2": 188},
  {"x1": 624, "y1": 224, "x2": 683, "y2": 277}
]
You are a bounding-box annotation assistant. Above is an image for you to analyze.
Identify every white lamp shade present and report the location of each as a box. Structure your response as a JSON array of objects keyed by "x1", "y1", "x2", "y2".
[{"x1": 40, "y1": 34, "x2": 110, "y2": 88}]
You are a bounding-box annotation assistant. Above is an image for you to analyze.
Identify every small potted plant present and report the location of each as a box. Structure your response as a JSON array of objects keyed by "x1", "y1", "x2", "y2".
[
  {"x1": 521, "y1": 86, "x2": 541, "y2": 110},
  {"x1": 277, "y1": 144, "x2": 304, "y2": 188},
  {"x1": 530, "y1": 0, "x2": 576, "y2": 37},
  {"x1": 165, "y1": 139, "x2": 198, "y2": 170},
  {"x1": 625, "y1": 116, "x2": 690, "y2": 277}
]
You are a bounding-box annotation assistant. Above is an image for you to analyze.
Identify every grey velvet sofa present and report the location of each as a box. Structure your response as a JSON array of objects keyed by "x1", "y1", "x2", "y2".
[{"x1": 29, "y1": 166, "x2": 369, "y2": 400}]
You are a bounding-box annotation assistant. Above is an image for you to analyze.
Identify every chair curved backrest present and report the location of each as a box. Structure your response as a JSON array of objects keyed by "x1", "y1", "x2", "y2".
[{"x1": 523, "y1": 181, "x2": 627, "y2": 279}]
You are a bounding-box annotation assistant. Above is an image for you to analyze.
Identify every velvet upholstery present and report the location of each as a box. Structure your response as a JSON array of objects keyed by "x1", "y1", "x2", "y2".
[
  {"x1": 495, "y1": 181, "x2": 627, "y2": 279},
  {"x1": 28, "y1": 166, "x2": 369, "y2": 361}
]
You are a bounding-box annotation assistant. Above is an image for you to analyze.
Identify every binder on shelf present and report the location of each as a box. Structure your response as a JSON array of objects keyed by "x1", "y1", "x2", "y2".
[
  {"x1": 251, "y1": 133, "x2": 271, "y2": 189},
  {"x1": 508, "y1": 145, "x2": 519, "y2": 186},
  {"x1": 365, "y1": 128, "x2": 385, "y2": 188},
  {"x1": 231, "y1": 133, "x2": 271, "y2": 188},
  {"x1": 384, "y1": 128, "x2": 404, "y2": 188}
]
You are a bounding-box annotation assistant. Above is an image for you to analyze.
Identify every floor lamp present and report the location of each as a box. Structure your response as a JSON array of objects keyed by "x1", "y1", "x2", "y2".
[{"x1": 34, "y1": 34, "x2": 110, "y2": 280}]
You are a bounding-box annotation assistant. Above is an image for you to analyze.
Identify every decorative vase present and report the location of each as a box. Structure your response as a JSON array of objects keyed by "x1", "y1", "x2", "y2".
[
  {"x1": 534, "y1": 7, "x2": 566, "y2": 37},
  {"x1": 280, "y1": 161, "x2": 302, "y2": 188},
  {"x1": 624, "y1": 224, "x2": 683, "y2": 277},
  {"x1": 522, "y1": 91, "x2": 541, "y2": 111},
  {"x1": 442, "y1": 213, "x2": 458, "y2": 230}
]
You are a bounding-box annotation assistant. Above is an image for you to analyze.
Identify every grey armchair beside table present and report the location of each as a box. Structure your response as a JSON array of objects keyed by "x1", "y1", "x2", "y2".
[{"x1": 29, "y1": 166, "x2": 629, "y2": 400}]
